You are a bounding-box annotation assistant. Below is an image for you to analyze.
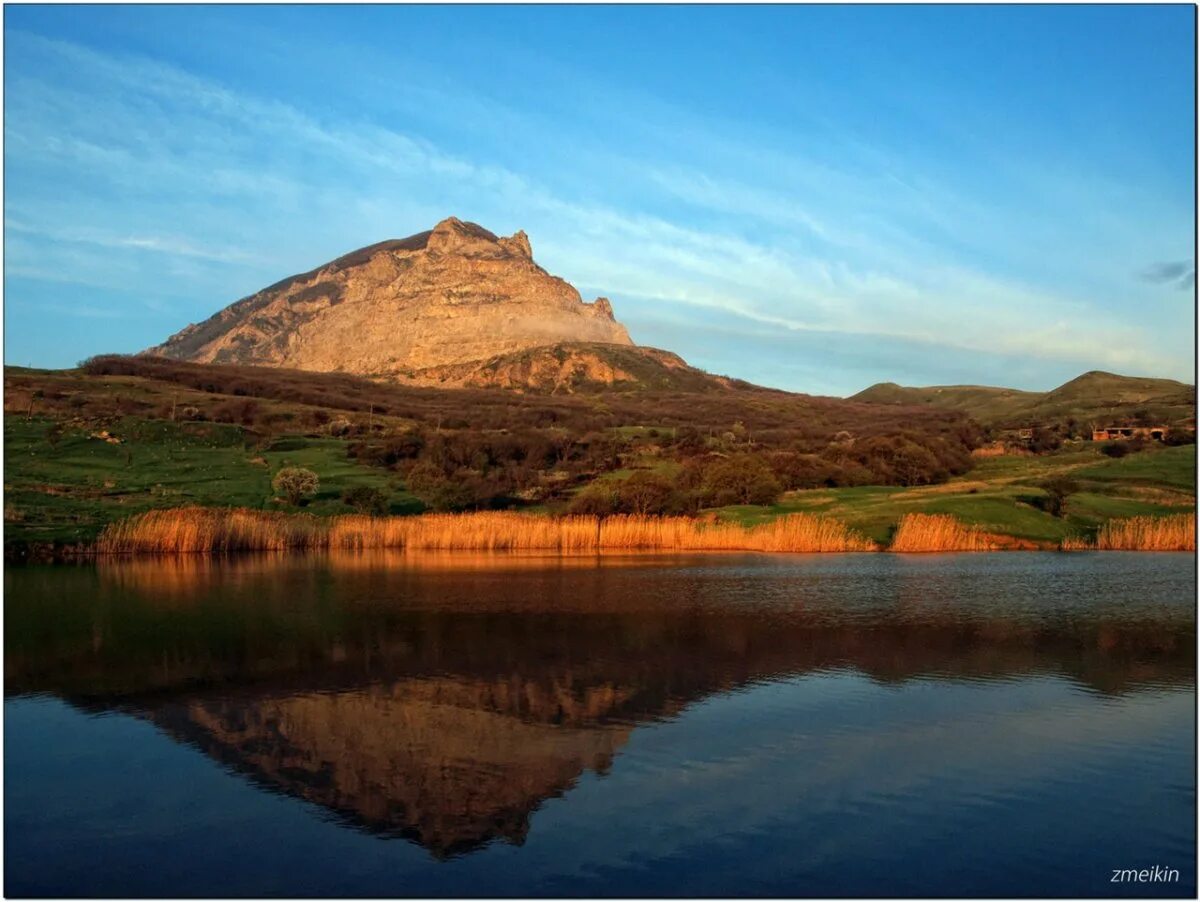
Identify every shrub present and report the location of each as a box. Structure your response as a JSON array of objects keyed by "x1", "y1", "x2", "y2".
[
  {"x1": 272, "y1": 467, "x2": 320, "y2": 505},
  {"x1": 341, "y1": 485, "x2": 389, "y2": 516},
  {"x1": 1028, "y1": 427, "x2": 1062, "y2": 454},
  {"x1": 1165, "y1": 430, "x2": 1196, "y2": 447},
  {"x1": 567, "y1": 482, "x2": 619, "y2": 517},
  {"x1": 1100, "y1": 442, "x2": 1130, "y2": 458},
  {"x1": 700, "y1": 454, "x2": 783, "y2": 506},
  {"x1": 615, "y1": 471, "x2": 682, "y2": 515},
  {"x1": 402, "y1": 462, "x2": 506, "y2": 512},
  {"x1": 326, "y1": 417, "x2": 353, "y2": 437},
  {"x1": 1037, "y1": 476, "x2": 1079, "y2": 518}
]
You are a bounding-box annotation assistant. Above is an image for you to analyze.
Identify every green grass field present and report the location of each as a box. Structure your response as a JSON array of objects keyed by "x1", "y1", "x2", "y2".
[
  {"x1": 5, "y1": 406, "x2": 1195, "y2": 550},
  {"x1": 4, "y1": 416, "x2": 421, "y2": 544},
  {"x1": 714, "y1": 444, "x2": 1196, "y2": 545}
]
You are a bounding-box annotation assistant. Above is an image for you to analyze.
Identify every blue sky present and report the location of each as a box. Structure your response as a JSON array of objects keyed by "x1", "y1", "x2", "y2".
[{"x1": 4, "y1": 5, "x2": 1195, "y2": 395}]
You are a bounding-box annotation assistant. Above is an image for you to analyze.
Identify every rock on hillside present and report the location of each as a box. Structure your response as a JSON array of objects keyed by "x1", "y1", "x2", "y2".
[{"x1": 148, "y1": 217, "x2": 635, "y2": 379}]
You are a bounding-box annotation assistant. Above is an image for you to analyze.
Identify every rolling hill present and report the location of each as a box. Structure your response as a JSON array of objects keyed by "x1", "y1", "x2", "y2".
[{"x1": 852, "y1": 371, "x2": 1195, "y2": 429}]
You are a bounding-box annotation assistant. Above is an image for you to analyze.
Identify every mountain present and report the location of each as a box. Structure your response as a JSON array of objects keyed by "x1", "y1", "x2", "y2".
[
  {"x1": 149, "y1": 217, "x2": 662, "y2": 386},
  {"x1": 852, "y1": 371, "x2": 1196, "y2": 428}
]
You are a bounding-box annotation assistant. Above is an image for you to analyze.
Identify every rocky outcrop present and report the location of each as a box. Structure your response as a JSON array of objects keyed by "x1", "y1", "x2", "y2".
[{"x1": 148, "y1": 217, "x2": 634, "y2": 378}]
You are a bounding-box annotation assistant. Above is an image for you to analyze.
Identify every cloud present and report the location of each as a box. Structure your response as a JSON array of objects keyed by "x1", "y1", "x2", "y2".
[
  {"x1": 5, "y1": 220, "x2": 256, "y2": 264},
  {"x1": 3, "y1": 27, "x2": 1194, "y2": 390},
  {"x1": 1139, "y1": 261, "x2": 1196, "y2": 290}
]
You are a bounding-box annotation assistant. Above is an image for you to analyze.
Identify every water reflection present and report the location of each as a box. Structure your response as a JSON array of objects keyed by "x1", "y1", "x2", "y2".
[{"x1": 5, "y1": 551, "x2": 1195, "y2": 862}]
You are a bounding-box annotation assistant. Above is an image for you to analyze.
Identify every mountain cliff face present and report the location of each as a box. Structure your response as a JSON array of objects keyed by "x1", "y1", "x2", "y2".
[{"x1": 149, "y1": 217, "x2": 635, "y2": 380}]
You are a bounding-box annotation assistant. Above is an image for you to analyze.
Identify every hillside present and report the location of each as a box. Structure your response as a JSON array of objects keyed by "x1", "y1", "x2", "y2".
[
  {"x1": 5, "y1": 358, "x2": 1193, "y2": 555},
  {"x1": 149, "y1": 217, "x2": 635, "y2": 382},
  {"x1": 397, "y1": 343, "x2": 744, "y2": 393},
  {"x1": 852, "y1": 370, "x2": 1195, "y2": 428},
  {"x1": 4, "y1": 357, "x2": 977, "y2": 549}
]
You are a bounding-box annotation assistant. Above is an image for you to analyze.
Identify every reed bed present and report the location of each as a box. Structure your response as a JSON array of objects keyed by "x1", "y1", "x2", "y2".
[
  {"x1": 1061, "y1": 514, "x2": 1196, "y2": 551},
  {"x1": 96, "y1": 507, "x2": 878, "y2": 555},
  {"x1": 888, "y1": 513, "x2": 999, "y2": 552},
  {"x1": 95, "y1": 507, "x2": 325, "y2": 555}
]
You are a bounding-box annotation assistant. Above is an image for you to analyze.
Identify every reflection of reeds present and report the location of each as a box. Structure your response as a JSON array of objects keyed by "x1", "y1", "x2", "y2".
[
  {"x1": 1061, "y1": 514, "x2": 1196, "y2": 551},
  {"x1": 96, "y1": 507, "x2": 878, "y2": 555},
  {"x1": 889, "y1": 513, "x2": 998, "y2": 552}
]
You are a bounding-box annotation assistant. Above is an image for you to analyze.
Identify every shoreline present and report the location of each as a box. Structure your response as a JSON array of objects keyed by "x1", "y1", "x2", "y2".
[
  {"x1": 6, "y1": 545, "x2": 1195, "y2": 565},
  {"x1": 6, "y1": 508, "x2": 1194, "y2": 561}
]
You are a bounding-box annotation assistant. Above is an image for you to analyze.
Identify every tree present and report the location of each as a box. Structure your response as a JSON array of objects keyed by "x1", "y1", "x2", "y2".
[
  {"x1": 568, "y1": 482, "x2": 619, "y2": 516},
  {"x1": 341, "y1": 485, "x2": 389, "y2": 516},
  {"x1": 615, "y1": 471, "x2": 679, "y2": 515},
  {"x1": 44, "y1": 422, "x2": 64, "y2": 449},
  {"x1": 1028, "y1": 426, "x2": 1062, "y2": 454},
  {"x1": 700, "y1": 454, "x2": 782, "y2": 506},
  {"x1": 403, "y1": 462, "x2": 491, "y2": 512},
  {"x1": 273, "y1": 467, "x2": 320, "y2": 506},
  {"x1": 672, "y1": 425, "x2": 707, "y2": 454},
  {"x1": 1038, "y1": 476, "x2": 1079, "y2": 518}
]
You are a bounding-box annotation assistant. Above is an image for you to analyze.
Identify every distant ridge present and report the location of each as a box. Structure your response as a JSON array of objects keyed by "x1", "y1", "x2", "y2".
[{"x1": 851, "y1": 370, "x2": 1196, "y2": 427}]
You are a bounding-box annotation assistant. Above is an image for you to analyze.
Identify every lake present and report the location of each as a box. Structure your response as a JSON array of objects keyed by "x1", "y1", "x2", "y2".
[{"x1": 4, "y1": 551, "x2": 1195, "y2": 897}]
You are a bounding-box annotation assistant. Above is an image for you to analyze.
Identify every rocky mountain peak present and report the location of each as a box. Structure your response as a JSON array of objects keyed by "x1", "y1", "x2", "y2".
[
  {"x1": 422, "y1": 217, "x2": 534, "y2": 262},
  {"x1": 148, "y1": 218, "x2": 635, "y2": 380},
  {"x1": 499, "y1": 229, "x2": 532, "y2": 259},
  {"x1": 590, "y1": 297, "x2": 616, "y2": 321}
]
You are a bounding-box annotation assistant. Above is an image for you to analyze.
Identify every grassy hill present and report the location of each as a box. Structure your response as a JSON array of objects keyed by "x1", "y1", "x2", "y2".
[
  {"x1": 715, "y1": 444, "x2": 1196, "y2": 546},
  {"x1": 3, "y1": 357, "x2": 972, "y2": 549},
  {"x1": 5, "y1": 359, "x2": 1193, "y2": 553},
  {"x1": 852, "y1": 370, "x2": 1195, "y2": 429}
]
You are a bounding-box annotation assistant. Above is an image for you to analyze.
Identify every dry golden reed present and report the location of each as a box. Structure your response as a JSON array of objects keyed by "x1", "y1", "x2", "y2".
[
  {"x1": 96, "y1": 507, "x2": 878, "y2": 555},
  {"x1": 888, "y1": 513, "x2": 999, "y2": 552},
  {"x1": 1061, "y1": 514, "x2": 1195, "y2": 552}
]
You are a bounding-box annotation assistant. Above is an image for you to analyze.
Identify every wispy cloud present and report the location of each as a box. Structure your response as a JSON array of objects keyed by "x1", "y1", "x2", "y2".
[
  {"x1": 6, "y1": 220, "x2": 255, "y2": 263},
  {"x1": 1139, "y1": 261, "x2": 1196, "y2": 291},
  {"x1": 3, "y1": 24, "x2": 1193, "y2": 391}
]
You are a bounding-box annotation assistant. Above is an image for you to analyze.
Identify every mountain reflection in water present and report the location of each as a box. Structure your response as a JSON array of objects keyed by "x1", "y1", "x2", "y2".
[{"x1": 6, "y1": 551, "x2": 1193, "y2": 866}]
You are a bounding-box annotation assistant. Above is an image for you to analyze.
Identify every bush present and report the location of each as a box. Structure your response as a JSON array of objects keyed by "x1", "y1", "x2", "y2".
[
  {"x1": 1036, "y1": 476, "x2": 1080, "y2": 518},
  {"x1": 699, "y1": 454, "x2": 782, "y2": 506},
  {"x1": 1165, "y1": 430, "x2": 1196, "y2": 447},
  {"x1": 615, "y1": 471, "x2": 681, "y2": 515},
  {"x1": 341, "y1": 485, "x2": 389, "y2": 516},
  {"x1": 402, "y1": 462, "x2": 511, "y2": 512},
  {"x1": 1100, "y1": 442, "x2": 1131, "y2": 458},
  {"x1": 1028, "y1": 426, "x2": 1062, "y2": 454},
  {"x1": 567, "y1": 482, "x2": 619, "y2": 517},
  {"x1": 272, "y1": 467, "x2": 320, "y2": 505}
]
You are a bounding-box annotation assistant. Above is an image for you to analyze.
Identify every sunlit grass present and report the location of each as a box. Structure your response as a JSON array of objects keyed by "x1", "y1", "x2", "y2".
[
  {"x1": 889, "y1": 513, "x2": 999, "y2": 552},
  {"x1": 96, "y1": 507, "x2": 879, "y2": 555},
  {"x1": 1062, "y1": 513, "x2": 1195, "y2": 551}
]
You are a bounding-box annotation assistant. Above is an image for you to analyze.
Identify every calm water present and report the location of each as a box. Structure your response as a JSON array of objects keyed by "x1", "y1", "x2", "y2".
[{"x1": 4, "y1": 551, "x2": 1196, "y2": 897}]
